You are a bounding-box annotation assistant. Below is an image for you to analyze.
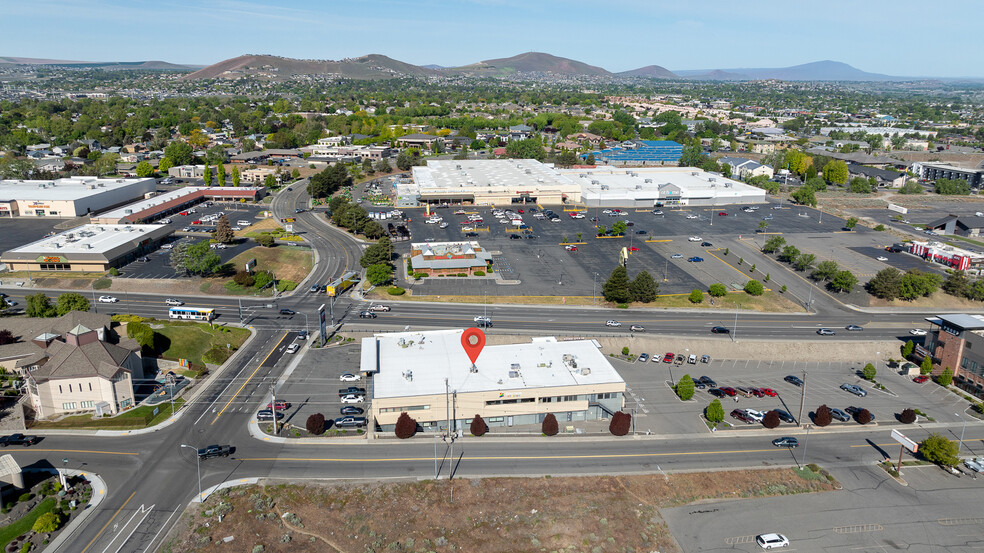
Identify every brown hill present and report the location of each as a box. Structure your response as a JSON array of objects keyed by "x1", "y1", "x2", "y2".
[
  {"x1": 456, "y1": 52, "x2": 611, "y2": 76},
  {"x1": 181, "y1": 54, "x2": 437, "y2": 81},
  {"x1": 617, "y1": 65, "x2": 677, "y2": 79}
]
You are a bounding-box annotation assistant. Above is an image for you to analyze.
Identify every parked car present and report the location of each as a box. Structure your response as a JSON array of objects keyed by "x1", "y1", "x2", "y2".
[
  {"x1": 759, "y1": 388, "x2": 777, "y2": 397},
  {"x1": 913, "y1": 375, "x2": 930, "y2": 383},
  {"x1": 840, "y1": 383, "x2": 867, "y2": 397},
  {"x1": 773, "y1": 409, "x2": 795, "y2": 423},
  {"x1": 845, "y1": 406, "x2": 875, "y2": 422},
  {"x1": 256, "y1": 409, "x2": 284, "y2": 421},
  {"x1": 718, "y1": 212, "x2": 728, "y2": 216},
  {"x1": 963, "y1": 458, "x2": 984, "y2": 473},
  {"x1": 701, "y1": 354, "x2": 711, "y2": 363},
  {"x1": 731, "y1": 409, "x2": 754, "y2": 424},
  {"x1": 339, "y1": 373, "x2": 360, "y2": 382},
  {"x1": 699, "y1": 376, "x2": 717, "y2": 387},
  {"x1": 340, "y1": 394, "x2": 365, "y2": 404},
  {"x1": 673, "y1": 354, "x2": 685, "y2": 365},
  {"x1": 286, "y1": 343, "x2": 300, "y2": 354},
  {"x1": 719, "y1": 387, "x2": 737, "y2": 397},
  {"x1": 829, "y1": 408, "x2": 851, "y2": 422},
  {"x1": 784, "y1": 375, "x2": 803, "y2": 387},
  {"x1": 688, "y1": 236, "x2": 702, "y2": 242},
  {"x1": 700, "y1": 241, "x2": 712, "y2": 247},
  {"x1": 692, "y1": 378, "x2": 706, "y2": 389},
  {"x1": 638, "y1": 353, "x2": 650, "y2": 363},
  {"x1": 340, "y1": 406, "x2": 364, "y2": 415},
  {"x1": 735, "y1": 387, "x2": 754, "y2": 398},
  {"x1": 565, "y1": 245, "x2": 578, "y2": 251},
  {"x1": 688, "y1": 354, "x2": 697, "y2": 364},
  {"x1": 334, "y1": 416, "x2": 367, "y2": 428},
  {"x1": 771, "y1": 437, "x2": 798, "y2": 448},
  {"x1": 339, "y1": 386, "x2": 367, "y2": 396},
  {"x1": 708, "y1": 388, "x2": 725, "y2": 398},
  {"x1": 711, "y1": 326, "x2": 730, "y2": 334},
  {"x1": 663, "y1": 352, "x2": 675, "y2": 363},
  {"x1": 742, "y1": 408, "x2": 765, "y2": 422}
]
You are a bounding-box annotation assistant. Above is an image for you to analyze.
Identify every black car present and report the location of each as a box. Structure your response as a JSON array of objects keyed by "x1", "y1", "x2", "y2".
[
  {"x1": 772, "y1": 437, "x2": 799, "y2": 448},
  {"x1": 636, "y1": 230, "x2": 647, "y2": 235},
  {"x1": 701, "y1": 241, "x2": 712, "y2": 247},
  {"x1": 340, "y1": 406, "x2": 365, "y2": 415},
  {"x1": 465, "y1": 232, "x2": 479, "y2": 237},
  {"x1": 845, "y1": 406, "x2": 875, "y2": 421},
  {"x1": 509, "y1": 234, "x2": 522, "y2": 240},
  {"x1": 711, "y1": 326, "x2": 730, "y2": 334},
  {"x1": 699, "y1": 376, "x2": 717, "y2": 387},
  {"x1": 773, "y1": 409, "x2": 795, "y2": 423},
  {"x1": 279, "y1": 308, "x2": 295, "y2": 315},
  {"x1": 359, "y1": 311, "x2": 377, "y2": 318},
  {"x1": 525, "y1": 234, "x2": 537, "y2": 239},
  {"x1": 338, "y1": 386, "x2": 367, "y2": 396},
  {"x1": 692, "y1": 378, "x2": 706, "y2": 389},
  {"x1": 197, "y1": 444, "x2": 232, "y2": 459},
  {"x1": 784, "y1": 375, "x2": 804, "y2": 387},
  {"x1": 708, "y1": 388, "x2": 725, "y2": 398}
]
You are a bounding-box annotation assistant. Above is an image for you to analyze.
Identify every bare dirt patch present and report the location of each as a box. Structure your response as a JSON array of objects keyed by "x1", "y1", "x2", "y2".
[{"x1": 165, "y1": 469, "x2": 837, "y2": 553}]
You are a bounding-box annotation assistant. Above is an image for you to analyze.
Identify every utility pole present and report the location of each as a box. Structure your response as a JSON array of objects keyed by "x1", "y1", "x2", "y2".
[
  {"x1": 732, "y1": 302, "x2": 738, "y2": 343},
  {"x1": 91, "y1": 283, "x2": 97, "y2": 314},
  {"x1": 797, "y1": 370, "x2": 807, "y2": 427},
  {"x1": 270, "y1": 384, "x2": 279, "y2": 435},
  {"x1": 238, "y1": 298, "x2": 243, "y2": 324},
  {"x1": 800, "y1": 426, "x2": 811, "y2": 468}
]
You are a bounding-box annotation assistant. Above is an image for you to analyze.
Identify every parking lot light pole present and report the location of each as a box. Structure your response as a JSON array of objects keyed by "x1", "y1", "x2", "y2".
[
  {"x1": 299, "y1": 312, "x2": 309, "y2": 338},
  {"x1": 180, "y1": 444, "x2": 202, "y2": 502},
  {"x1": 957, "y1": 412, "x2": 967, "y2": 454},
  {"x1": 732, "y1": 302, "x2": 738, "y2": 343}
]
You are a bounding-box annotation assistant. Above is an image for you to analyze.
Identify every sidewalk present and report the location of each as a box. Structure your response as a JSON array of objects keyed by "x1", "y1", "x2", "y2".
[{"x1": 36, "y1": 469, "x2": 107, "y2": 553}]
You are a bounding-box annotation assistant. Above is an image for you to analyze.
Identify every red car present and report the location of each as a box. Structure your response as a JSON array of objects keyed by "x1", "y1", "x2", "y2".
[
  {"x1": 719, "y1": 387, "x2": 737, "y2": 397},
  {"x1": 759, "y1": 388, "x2": 778, "y2": 397},
  {"x1": 662, "y1": 352, "x2": 674, "y2": 363},
  {"x1": 628, "y1": 246, "x2": 639, "y2": 251},
  {"x1": 518, "y1": 209, "x2": 524, "y2": 214},
  {"x1": 718, "y1": 212, "x2": 728, "y2": 216},
  {"x1": 913, "y1": 375, "x2": 930, "y2": 383},
  {"x1": 750, "y1": 388, "x2": 765, "y2": 398},
  {"x1": 730, "y1": 409, "x2": 754, "y2": 424},
  {"x1": 179, "y1": 211, "x2": 188, "y2": 216},
  {"x1": 266, "y1": 400, "x2": 289, "y2": 410}
]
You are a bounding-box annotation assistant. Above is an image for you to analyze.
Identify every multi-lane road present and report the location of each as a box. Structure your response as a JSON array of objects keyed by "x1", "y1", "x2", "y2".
[{"x1": 0, "y1": 187, "x2": 968, "y2": 552}]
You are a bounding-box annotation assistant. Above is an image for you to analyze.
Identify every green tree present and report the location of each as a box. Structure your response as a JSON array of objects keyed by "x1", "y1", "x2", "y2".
[
  {"x1": 360, "y1": 236, "x2": 393, "y2": 268},
  {"x1": 158, "y1": 157, "x2": 174, "y2": 173},
  {"x1": 830, "y1": 270, "x2": 858, "y2": 293},
  {"x1": 899, "y1": 270, "x2": 942, "y2": 300},
  {"x1": 794, "y1": 253, "x2": 816, "y2": 272},
  {"x1": 848, "y1": 177, "x2": 872, "y2": 194},
  {"x1": 939, "y1": 367, "x2": 953, "y2": 386},
  {"x1": 202, "y1": 164, "x2": 212, "y2": 186},
  {"x1": 135, "y1": 160, "x2": 154, "y2": 178},
  {"x1": 822, "y1": 160, "x2": 849, "y2": 185},
  {"x1": 757, "y1": 220, "x2": 770, "y2": 232},
  {"x1": 678, "y1": 144, "x2": 705, "y2": 167},
  {"x1": 26, "y1": 293, "x2": 56, "y2": 318},
  {"x1": 862, "y1": 363, "x2": 877, "y2": 380},
  {"x1": 811, "y1": 260, "x2": 839, "y2": 282},
  {"x1": 791, "y1": 186, "x2": 817, "y2": 207},
  {"x1": 708, "y1": 283, "x2": 727, "y2": 297},
  {"x1": 374, "y1": 158, "x2": 391, "y2": 173},
  {"x1": 231, "y1": 165, "x2": 240, "y2": 187},
  {"x1": 164, "y1": 141, "x2": 193, "y2": 166},
  {"x1": 779, "y1": 245, "x2": 800, "y2": 263},
  {"x1": 308, "y1": 163, "x2": 353, "y2": 198},
  {"x1": 215, "y1": 215, "x2": 234, "y2": 243},
  {"x1": 676, "y1": 374, "x2": 695, "y2": 401},
  {"x1": 920, "y1": 354, "x2": 933, "y2": 375},
  {"x1": 899, "y1": 180, "x2": 923, "y2": 194},
  {"x1": 184, "y1": 240, "x2": 221, "y2": 276},
  {"x1": 762, "y1": 236, "x2": 786, "y2": 254},
  {"x1": 629, "y1": 271, "x2": 658, "y2": 303},
  {"x1": 217, "y1": 163, "x2": 226, "y2": 186},
  {"x1": 263, "y1": 174, "x2": 276, "y2": 188},
  {"x1": 942, "y1": 270, "x2": 971, "y2": 298},
  {"x1": 902, "y1": 340, "x2": 915, "y2": 358},
  {"x1": 744, "y1": 280, "x2": 764, "y2": 296},
  {"x1": 805, "y1": 176, "x2": 827, "y2": 191},
  {"x1": 95, "y1": 152, "x2": 120, "y2": 176},
  {"x1": 934, "y1": 178, "x2": 971, "y2": 195},
  {"x1": 705, "y1": 399, "x2": 725, "y2": 423},
  {"x1": 504, "y1": 138, "x2": 545, "y2": 161},
  {"x1": 602, "y1": 266, "x2": 631, "y2": 304},
  {"x1": 366, "y1": 263, "x2": 394, "y2": 286},
  {"x1": 55, "y1": 293, "x2": 90, "y2": 316},
  {"x1": 689, "y1": 289, "x2": 704, "y2": 303},
  {"x1": 610, "y1": 220, "x2": 627, "y2": 235},
  {"x1": 919, "y1": 432, "x2": 959, "y2": 466},
  {"x1": 867, "y1": 267, "x2": 902, "y2": 300},
  {"x1": 32, "y1": 512, "x2": 61, "y2": 534},
  {"x1": 255, "y1": 234, "x2": 275, "y2": 247},
  {"x1": 845, "y1": 217, "x2": 859, "y2": 230}
]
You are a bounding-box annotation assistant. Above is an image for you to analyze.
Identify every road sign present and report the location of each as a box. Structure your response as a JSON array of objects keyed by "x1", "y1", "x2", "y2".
[
  {"x1": 285, "y1": 224, "x2": 293, "y2": 233},
  {"x1": 891, "y1": 429, "x2": 918, "y2": 452},
  {"x1": 318, "y1": 304, "x2": 327, "y2": 347},
  {"x1": 245, "y1": 258, "x2": 257, "y2": 274}
]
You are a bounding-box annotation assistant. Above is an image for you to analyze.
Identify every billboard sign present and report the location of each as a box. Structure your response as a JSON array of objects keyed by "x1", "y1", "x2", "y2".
[
  {"x1": 245, "y1": 258, "x2": 257, "y2": 274},
  {"x1": 891, "y1": 429, "x2": 918, "y2": 453}
]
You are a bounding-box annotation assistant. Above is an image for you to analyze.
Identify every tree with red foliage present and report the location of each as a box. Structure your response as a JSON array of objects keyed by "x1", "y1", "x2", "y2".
[
  {"x1": 394, "y1": 412, "x2": 417, "y2": 439},
  {"x1": 899, "y1": 408, "x2": 916, "y2": 424},
  {"x1": 762, "y1": 411, "x2": 781, "y2": 429},
  {"x1": 856, "y1": 408, "x2": 872, "y2": 425},
  {"x1": 305, "y1": 413, "x2": 325, "y2": 435},
  {"x1": 814, "y1": 404, "x2": 832, "y2": 427},
  {"x1": 470, "y1": 414, "x2": 487, "y2": 436},
  {"x1": 542, "y1": 413, "x2": 559, "y2": 436},
  {"x1": 0, "y1": 329, "x2": 15, "y2": 345},
  {"x1": 609, "y1": 411, "x2": 631, "y2": 436}
]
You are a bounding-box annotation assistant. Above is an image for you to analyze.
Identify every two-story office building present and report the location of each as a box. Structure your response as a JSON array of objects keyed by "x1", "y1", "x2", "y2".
[{"x1": 922, "y1": 313, "x2": 984, "y2": 399}]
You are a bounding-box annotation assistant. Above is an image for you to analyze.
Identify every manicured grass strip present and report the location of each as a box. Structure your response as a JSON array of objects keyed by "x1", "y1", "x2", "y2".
[
  {"x1": 30, "y1": 399, "x2": 185, "y2": 430},
  {"x1": 0, "y1": 497, "x2": 56, "y2": 549}
]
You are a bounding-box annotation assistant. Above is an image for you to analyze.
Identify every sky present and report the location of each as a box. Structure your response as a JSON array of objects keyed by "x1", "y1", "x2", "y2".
[{"x1": 1, "y1": 0, "x2": 981, "y2": 77}]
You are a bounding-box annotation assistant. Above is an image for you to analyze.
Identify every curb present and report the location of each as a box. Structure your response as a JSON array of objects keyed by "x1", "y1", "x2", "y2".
[{"x1": 38, "y1": 469, "x2": 106, "y2": 553}]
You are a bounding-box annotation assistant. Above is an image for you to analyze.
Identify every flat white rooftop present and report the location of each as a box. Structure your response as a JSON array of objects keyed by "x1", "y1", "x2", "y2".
[
  {"x1": 6, "y1": 224, "x2": 167, "y2": 255},
  {"x1": 96, "y1": 186, "x2": 263, "y2": 220},
  {"x1": 364, "y1": 329, "x2": 624, "y2": 399},
  {"x1": 0, "y1": 177, "x2": 153, "y2": 201},
  {"x1": 560, "y1": 166, "x2": 764, "y2": 202},
  {"x1": 412, "y1": 159, "x2": 578, "y2": 194}
]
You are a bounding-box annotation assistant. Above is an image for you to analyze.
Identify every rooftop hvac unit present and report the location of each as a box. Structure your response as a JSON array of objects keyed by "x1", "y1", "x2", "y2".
[
  {"x1": 84, "y1": 244, "x2": 92, "y2": 249},
  {"x1": 99, "y1": 183, "x2": 105, "y2": 187},
  {"x1": 508, "y1": 370, "x2": 520, "y2": 378},
  {"x1": 579, "y1": 173, "x2": 587, "y2": 178},
  {"x1": 591, "y1": 180, "x2": 600, "y2": 185},
  {"x1": 455, "y1": 164, "x2": 462, "y2": 170},
  {"x1": 470, "y1": 366, "x2": 478, "y2": 373},
  {"x1": 708, "y1": 177, "x2": 716, "y2": 183},
  {"x1": 580, "y1": 367, "x2": 592, "y2": 376},
  {"x1": 625, "y1": 170, "x2": 632, "y2": 174},
  {"x1": 692, "y1": 172, "x2": 699, "y2": 176},
  {"x1": 635, "y1": 185, "x2": 642, "y2": 189},
  {"x1": 537, "y1": 178, "x2": 544, "y2": 183},
  {"x1": 601, "y1": 185, "x2": 610, "y2": 190},
  {"x1": 644, "y1": 178, "x2": 653, "y2": 183},
  {"x1": 525, "y1": 169, "x2": 531, "y2": 174}
]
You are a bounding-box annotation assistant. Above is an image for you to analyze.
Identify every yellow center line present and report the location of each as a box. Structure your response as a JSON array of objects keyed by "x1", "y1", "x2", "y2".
[
  {"x1": 238, "y1": 447, "x2": 779, "y2": 463},
  {"x1": 81, "y1": 490, "x2": 136, "y2": 553},
  {"x1": 211, "y1": 331, "x2": 289, "y2": 425},
  {"x1": 20, "y1": 449, "x2": 139, "y2": 456}
]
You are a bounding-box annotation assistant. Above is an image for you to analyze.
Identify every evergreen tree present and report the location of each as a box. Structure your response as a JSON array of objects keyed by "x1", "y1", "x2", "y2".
[
  {"x1": 602, "y1": 266, "x2": 631, "y2": 304},
  {"x1": 232, "y1": 165, "x2": 240, "y2": 187},
  {"x1": 215, "y1": 215, "x2": 235, "y2": 243},
  {"x1": 943, "y1": 270, "x2": 971, "y2": 298},
  {"x1": 217, "y1": 163, "x2": 226, "y2": 186},
  {"x1": 202, "y1": 164, "x2": 212, "y2": 186},
  {"x1": 629, "y1": 271, "x2": 658, "y2": 303}
]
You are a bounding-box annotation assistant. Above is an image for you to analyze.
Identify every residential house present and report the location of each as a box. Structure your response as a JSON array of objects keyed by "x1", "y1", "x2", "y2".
[
  {"x1": 718, "y1": 157, "x2": 774, "y2": 179},
  {"x1": 846, "y1": 164, "x2": 906, "y2": 188},
  {"x1": 396, "y1": 134, "x2": 443, "y2": 150}
]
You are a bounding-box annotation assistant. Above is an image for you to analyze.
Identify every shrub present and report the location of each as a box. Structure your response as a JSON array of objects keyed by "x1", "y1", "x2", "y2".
[
  {"x1": 705, "y1": 399, "x2": 724, "y2": 423},
  {"x1": 233, "y1": 270, "x2": 255, "y2": 287},
  {"x1": 781, "y1": 285, "x2": 787, "y2": 293},
  {"x1": 387, "y1": 286, "x2": 406, "y2": 296},
  {"x1": 32, "y1": 511, "x2": 61, "y2": 534},
  {"x1": 456, "y1": 273, "x2": 468, "y2": 277},
  {"x1": 255, "y1": 234, "x2": 276, "y2": 247},
  {"x1": 621, "y1": 346, "x2": 630, "y2": 356},
  {"x1": 920, "y1": 355, "x2": 933, "y2": 375},
  {"x1": 609, "y1": 411, "x2": 631, "y2": 436},
  {"x1": 899, "y1": 408, "x2": 916, "y2": 424},
  {"x1": 920, "y1": 432, "x2": 959, "y2": 466},
  {"x1": 814, "y1": 404, "x2": 832, "y2": 427},
  {"x1": 862, "y1": 363, "x2": 876, "y2": 380},
  {"x1": 469, "y1": 414, "x2": 487, "y2": 436},
  {"x1": 394, "y1": 412, "x2": 417, "y2": 439},
  {"x1": 542, "y1": 413, "x2": 559, "y2": 436},
  {"x1": 305, "y1": 413, "x2": 325, "y2": 435},
  {"x1": 939, "y1": 366, "x2": 953, "y2": 386},
  {"x1": 902, "y1": 340, "x2": 915, "y2": 358},
  {"x1": 874, "y1": 224, "x2": 886, "y2": 231},
  {"x1": 744, "y1": 279, "x2": 764, "y2": 296},
  {"x1": 688, "y1": 289, "x2": 704, "y2": 304},
  {"x1": 108, "y1": 267, "x2": 120, "y2": 276},
  {"x1": 92, "y1": 278, "x2": 112, "y2": 290},
  {"x1": 708, "y1": 283, "x2": 727, "y2": 297},
  {"x1": 856, "y1": 408, "x2": 872, "y2": 424},
  {"x1": 474, "y1": 270, "x2": 485, "y2": 276},
  {"x1": 762, "y1": 411, "x2": 781, "y2": 429},
  {"x1": 675, "y1": 374, "x2": 695, "y2": 401},
  {"x1": 724, "y1": 248, "x2": 729, "y2": 255},
  {"x1": 18, "y1": 493, "x2": 32, "y2": 503}
]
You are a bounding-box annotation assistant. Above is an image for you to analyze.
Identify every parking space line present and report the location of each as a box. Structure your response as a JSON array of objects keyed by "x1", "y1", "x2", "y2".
[
  {"x1": 724, "y1": 535, "x2": 754, "y2": 545},
  {"x1": 833, "y1": 523, "x2": 883, "y2": 534}
]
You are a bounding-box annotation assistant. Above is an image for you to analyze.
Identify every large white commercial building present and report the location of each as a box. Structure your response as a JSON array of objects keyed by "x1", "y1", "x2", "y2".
[
  {"x1": 560, "y1": 166, "x2": 767, "y2": 207},
  {"x1": 1, "y1": 224, "x2": 172, "y2": 272},
  {"x1": 404, "y1": 159, "x2": 582, "y2": 206},
  {"x1": 0, "y1": 177, "x2": 156, "y2": 218},
  {"x1": 363, "y1": 329, "x2": 626, "y2": 432}
]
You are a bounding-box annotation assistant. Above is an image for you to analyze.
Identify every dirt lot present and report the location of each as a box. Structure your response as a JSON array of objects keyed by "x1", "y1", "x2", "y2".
[{"x1": 165, "y1": 469, "x2": 837, "y2": 553}]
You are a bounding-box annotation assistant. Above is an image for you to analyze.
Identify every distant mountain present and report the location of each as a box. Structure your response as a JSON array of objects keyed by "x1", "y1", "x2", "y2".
[
  {"x1": 0, "y1": 56, "x2": 198, "y2": 70},
  {"x1": 455, "y1": 52, "x2": 611, "y2": 77},
  {"x1": 674, "y1": 60, "x2": 907, "y2": 82},
  {"x1": 617, "y1": 65, "x2": 678, "y2": 79},
  {"x1": 182, "y1": 54, "x2": 438, "y2": 80},
  {"x1": 420, "y1": 64, "x2": 445, "y2": 70}
]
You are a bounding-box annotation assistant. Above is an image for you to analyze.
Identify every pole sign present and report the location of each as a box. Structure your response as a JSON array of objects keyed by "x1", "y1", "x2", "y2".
[
  {"x1": 318, "y1": 303, "x2": 327, "y2": 347},
  {"x1": 245, "y1": 258, "x2": 257, "y2": 274},
  {"x1": 891, "y1": 429, "x2": 918, "y2": 452}
]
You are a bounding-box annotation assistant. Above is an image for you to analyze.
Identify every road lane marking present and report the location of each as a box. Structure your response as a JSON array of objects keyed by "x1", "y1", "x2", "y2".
[
  {"x1": 20, "y1": 449, "x2": 139, "y2": 456},
  {"x1": 104, "y1": 503, "x2": 155, "y2": 553},
  {"x1": 211, "y1": 331, "x2": 289, "y2": 425},
  {"x1": 81, "y1": 491, "x2": 136, "y2": 553},
  {"x1": 238, "y1": 447, "x2": 780, "y2": 463}
]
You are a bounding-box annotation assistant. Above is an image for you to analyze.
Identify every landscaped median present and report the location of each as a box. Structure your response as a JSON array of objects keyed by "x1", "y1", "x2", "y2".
[{"x1": 28, "y1": 399, "x2": 186, "y2": 430}]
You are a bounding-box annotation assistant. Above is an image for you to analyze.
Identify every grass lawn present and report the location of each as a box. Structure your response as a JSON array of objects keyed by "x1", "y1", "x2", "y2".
[
  {"x1": 200, "y1": 245, "x2": 313, "y2": 296},
  {"x1": 0, "y1": 497, "x2": 56, "y2": 549},
  {"x1": 153, "y1": 322, "x2": 250, "y2": 365},
  {"x1": 30, "y1": 399, "x2": 186, "y2": 430}
]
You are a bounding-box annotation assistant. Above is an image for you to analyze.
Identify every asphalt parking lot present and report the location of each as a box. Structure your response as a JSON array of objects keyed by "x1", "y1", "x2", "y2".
[
  {"x1": 118, "y1": 235, "x2": 256, "y2": 279},
  {"x1": 274, "y1": 343, "x2": 371, "y2": 432},
  {"x1": 398, "y1": 203, "x2": 864, "y2": 296},
  {"x1": 615, "y1": 354, "x2": 970, "y2": 434},
  {"x1": 0, "y1": 217, "x2": 64, "y2": 254}
]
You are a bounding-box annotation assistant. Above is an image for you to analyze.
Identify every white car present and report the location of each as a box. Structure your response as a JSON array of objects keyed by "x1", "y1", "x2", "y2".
[
  {"x1": 686, "y1": 214, "x2": 698, "y2": 219},
  {"x1": 160, "y1": 218, "x2": 172, "y2": 224},
  {"x1": 688, "y1": 236, "x2": 702, "y2": 242},
  {"x1": 605, "y1": 320, "x2": 622, "y2": 327},
  {"x1": 286, "y1": 343, "x2": 300, "y2": 354},
  {"x1": 339, "y1": 373, "x2": 360, "y2": 382},
  {"x1": 876, "y1": 256, "x2": 888, "y2": 261},
  {"x1": 756, "y1": 533, "x2": 789, "y2": 550},
  {"x1": 474, "y1": 316, "x2": 491, "y2": 324},
  {"x1": 671, "y1": 253, "x2": 683, "y2": 259},
  {"x1": 963, "y1": 458, "x2": 984, "y2": 473},
  {"x1": 461, "y1": 226, "x2": 474, "y2": 232},
  {"x1": 439, "y1": 222, "x2": 449, "y2": 229},
  {"x1": 743, "y1": 409, "x2": 765, "y2": 422},
  {"x1": 164, "y1": 298, "x2": 183, "y2": 306},
  {"x1": 340, "y1": 394, "x2": 365, "y2": 404},
  {"x1": 98, "y1": 296, "x2": 118, "y2": 303},
  {"x1": 909, "y1": 328, "x2": 928, "y2": 336}
]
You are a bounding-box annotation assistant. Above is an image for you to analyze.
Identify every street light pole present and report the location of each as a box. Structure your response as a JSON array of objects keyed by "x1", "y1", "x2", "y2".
[
  {"x1": 90, "y1": 283, "x2": 97, "y2": 314},
  {"x1": 732, "y1": 302, "x2": 738, "y2": 343},
  {"x1": 800, "y1": 426, "x2": 811, "y2": 468},
  {"x1": 957, "y1": 412, "x2": 967, "y2": 454},
  {"x1": 180, "y1": 444, "x2": 202, "y2": 502}
]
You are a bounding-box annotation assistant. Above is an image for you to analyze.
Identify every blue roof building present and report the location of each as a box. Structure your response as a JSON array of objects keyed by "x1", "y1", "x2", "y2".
[{"x1": 582, "y1": 140, "x2": 683, "y2": 166}]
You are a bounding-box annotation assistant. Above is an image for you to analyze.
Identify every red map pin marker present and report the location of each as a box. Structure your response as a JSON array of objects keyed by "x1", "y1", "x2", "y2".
[{"x1": 461, "y1": 327, "x2": 486, "y2": 365}]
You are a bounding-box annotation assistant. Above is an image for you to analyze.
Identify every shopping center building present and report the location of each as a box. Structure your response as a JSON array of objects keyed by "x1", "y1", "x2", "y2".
[
  {"x1": 0, "y1": 177, "x2": 156, "y2": 217},
  {"x1": 0, "y1": 224, "x2": 172, "y2": 272}
]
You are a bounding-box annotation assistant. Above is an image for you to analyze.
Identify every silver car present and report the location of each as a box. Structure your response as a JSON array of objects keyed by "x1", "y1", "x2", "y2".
[{"x1": 840, "y1": 383, "x2": 867, "y2": 397}]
